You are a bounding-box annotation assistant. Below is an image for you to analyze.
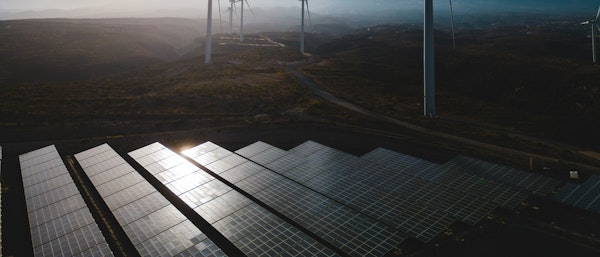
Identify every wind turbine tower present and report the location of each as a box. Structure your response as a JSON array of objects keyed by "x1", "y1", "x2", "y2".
[
  {"x1": 581, "y1": 4, "x2": 600, "y2": 63},
  {"x1": 424, "y1": 0, "x2": 435, "y2": 117},
  {"x1": 240, "y1": 0, "x2": 244, "y2": 41},
  {"x1": 238, "y1": 0, "x2": 255, "y2": 42},
  {"x1": 228, "y1": 0, "x2": 235, "y2": 35},
  {"x1": 299, "y1": 0, "x2": 311, "y2": 54},
  {"x1": 423, "y1": 0, "x2": 456, "y2": 117},
  {"x1": 205, "y1": 0, "x2": 213, "y2": 64}
]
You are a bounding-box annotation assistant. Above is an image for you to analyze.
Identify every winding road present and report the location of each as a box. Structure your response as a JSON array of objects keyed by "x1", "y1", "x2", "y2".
[{"x1": 283, "y1": 58, "x2": 600, "y2": 173}]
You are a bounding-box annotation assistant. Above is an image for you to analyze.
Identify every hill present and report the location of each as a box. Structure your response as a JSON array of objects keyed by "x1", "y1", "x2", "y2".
[
  {"x1": 0, "y1": 18, "x2": 202, "y2": 82},
  {"x1": 302, "y1": 22, "x2": 600, "y2": 156},
  {"x1": 1, "y1": 17, "x2": 600, "y2": 170}
]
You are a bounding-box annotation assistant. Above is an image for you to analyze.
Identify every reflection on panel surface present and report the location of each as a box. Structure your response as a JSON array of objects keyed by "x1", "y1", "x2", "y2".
[
  {"x1": 185, "y1": 142, "x2": 405, "y2": 256},
  {"x1": 233, "y1": 140, "x2": 561, "y2": 244},
  {"x1": 75, "y1": 144, "x2": 226, "y2": 257},
  {"x1": 19, "y1": 145, "x2": 114, "y2": 257},
  {"x1": 130, "y1": 143, "x2": 338, "y2": 257},
  {"x1": 237, "y1": 141, "x2": 456, "y2": 242}
]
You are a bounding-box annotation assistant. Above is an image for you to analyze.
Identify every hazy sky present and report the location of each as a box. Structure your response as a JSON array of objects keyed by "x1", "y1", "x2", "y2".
[
  {"x1": 2, "y1": 0, "x2": 597, "y2": 11},
  {"x1": 1, "y1": 0, "x2": 598, "y2": 18},
  {"x1": 1, "y1": 0, "x2": 403, "y2": 10}
]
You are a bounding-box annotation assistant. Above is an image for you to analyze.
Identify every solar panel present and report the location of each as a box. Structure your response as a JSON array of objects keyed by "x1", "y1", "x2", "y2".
[
  {"x1": 553, "y1": 182, "x2": 579, "y2": 202},
  {"x1": 185, "y1": 142, "x2": 406, "y2": 256},
  {"x1": 443, "y1": 156, "x2": 561, "y2": 197},
  {"x1": 248, "y1": 147, "x2": 288, "y2": 166},
  {"x1": 304, "y1": 146, "x2": 362, "y2": 169},
  {"x1": 75, "y1": 144, "x2": 226, "y2": 257},
  {"x1": 206, "y1": 154, "x2": 248, "y2": 175},
  {"x1": 240, "y1": 141, "x2": 550, "y2": 239},
  {"x1": 288, "y1": 140, "x2": 327, "y2": 157},
  {"x1": 554, "y1": 175, "x2": 600, "y2": 214},
  {"x1": 361, "y1": 148, "x2": 431, "y2": 170},
  {"x1": 236, "y1": 142, "x2": 460, "y2": 242},
  {"x1": 362, "y1": 149, "x2": 539, "y2": 209},
  {"x1": 19, "y1": 145, "x2": 114, "y2": 257},
  {"x1": 225, "y1": 141, "x2": 272, "y2": 159},
  {"x1": 129, "y1": 143, "x2": 338, "y2": 256}
]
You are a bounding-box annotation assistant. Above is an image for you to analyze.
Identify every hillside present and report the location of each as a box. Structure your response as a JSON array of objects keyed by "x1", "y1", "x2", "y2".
[
  {"x1": 1, "y1": 17, "x2": 600, "y2": 169},
  {"x1": 303, "y1": 22, "x2": 600, "y2": 155},
  {"x1": 0, "y1": 18, "x2": 203, "y2": 82}
]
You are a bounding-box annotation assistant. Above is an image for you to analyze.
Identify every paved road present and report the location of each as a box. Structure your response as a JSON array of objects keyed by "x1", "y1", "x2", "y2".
[{"x1": 284, "y1": 60, "x2": 600, "y2": 173}]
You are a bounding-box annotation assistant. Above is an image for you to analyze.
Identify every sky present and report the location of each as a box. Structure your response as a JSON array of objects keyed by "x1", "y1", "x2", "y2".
[
  {"x1": 0, "y1": 0, "x2": 410, "y2": 12},
  {"x1": 1, "y1": 0, "x2": 597, "y2": 12},
  {"x1": 0, "y1": 0, "x2": 598, "y2": 20}
]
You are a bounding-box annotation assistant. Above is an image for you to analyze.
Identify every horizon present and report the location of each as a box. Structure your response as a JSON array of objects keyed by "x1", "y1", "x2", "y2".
[{"x1": 1, "y1": 0, "x2": 598, "y2": 21}]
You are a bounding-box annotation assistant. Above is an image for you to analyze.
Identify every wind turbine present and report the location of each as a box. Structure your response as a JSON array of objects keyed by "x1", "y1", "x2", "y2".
[
  {"x1": 423, "y1": 0, "x2": 457, "y2": 117},
  {"x1": 239, "y1": 0, "x2": 255, "y2": 42},
  {"x1": 227, "y1": 0, "x2": 236, "y2": 35},
  {"x1": 205, "y1": 0, "x2": 213, "y2": 64},
  {"x1": 299, "y1": 0, "x2": 312, "y2": 54},
  {"x1": 581, "y1": 4, "x2": 600, "y2": 64},
  {"x1": 217, "y1": 0, "x2": 223, "y2": 34}
]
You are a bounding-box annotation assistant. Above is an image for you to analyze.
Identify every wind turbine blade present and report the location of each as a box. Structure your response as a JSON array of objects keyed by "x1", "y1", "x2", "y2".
[
  {"x1": 581, "y1": 21, "x2": 590, "y2": 25},
  {"x1": 306, "y1": 0, "x2": 313, "y2": 31},
  {"x1": 449, "y1": 0, "x2": 456, "y2": 49},
  {"x1": 245, "y1": 0, "x2": 256, "y2": 17},
  {"x1": 596, "y1": 4, "x2": 600, "y2": 21}
]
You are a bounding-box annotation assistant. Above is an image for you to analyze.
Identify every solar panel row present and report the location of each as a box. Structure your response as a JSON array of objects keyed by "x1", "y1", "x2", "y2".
[
  {"x1": 367, "y1": 147, "x2": 559, "y2": 202},
  {"x1": 75, "y1": 144, "x2": 226, "y2": 257},
  {"x1": 19, "y1": 145, "x2": 114, "y2": 257},
  {"x1": 238, "y1": 142, "x2": 455, "y2": 242},
  {"x1": 236, "y1": 141, "x2": 559, "y2": 243},
  {"x1": 363, "y1": 148, "x2": 540, "y2": 209},
  {"x1": 554, "y1": 175, "x2": 600, "y2": 213},
  {"x1": 129, "y1": 143, "x2": 337, "y2": 257},
  {"x1": 362, "y1": 148, "x2": 529, "y2": 209},
  {"x1": 184, "y1": 142, "x2": 405, "y2": 257},
  {"x1": 442, "y1": 156, "x2": 560, "y2": 197}
]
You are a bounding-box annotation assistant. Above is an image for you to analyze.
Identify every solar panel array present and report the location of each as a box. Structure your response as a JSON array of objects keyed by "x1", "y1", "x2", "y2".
[
  {"x1": 184, "y1": 142, "x2": 405, "y2": 256},
  {"x1": 186, "y1": 140, "x2": 561, "y2": 245},
  {"x1": 240, "y1": 142, "x2": 457, "y2": 242},
  {"x1": 12, "y1": 139, "x2": 570, "y2": 257},
  {"x1": 442, "y1": 156, "x2": 561, "y2": 197},
  {"x1": 554, "y1": 175, "x2": 600, "y2": 214},
  {"x1": 129, "y1": 142, "x2": 338, "y2": 257},
  {"x1": 75, "y1": 144, "x2": 226, "y2": 257},
  {"x1": 361, "y1": 147, "x2": 558, "y2": 212},
  {"x1": 19, "y1": 145, "x2": 114, "y2": 257}
]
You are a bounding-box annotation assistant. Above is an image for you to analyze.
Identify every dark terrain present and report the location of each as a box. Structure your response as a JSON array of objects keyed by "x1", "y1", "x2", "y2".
[{"x1": 1, "y1": 16, "x2": 600, "y2": 256}]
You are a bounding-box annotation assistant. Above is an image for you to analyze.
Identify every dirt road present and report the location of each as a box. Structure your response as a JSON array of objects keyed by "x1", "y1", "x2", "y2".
[{"x1": 283, "y1": 59, "x2": 600, "y2": 174}]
